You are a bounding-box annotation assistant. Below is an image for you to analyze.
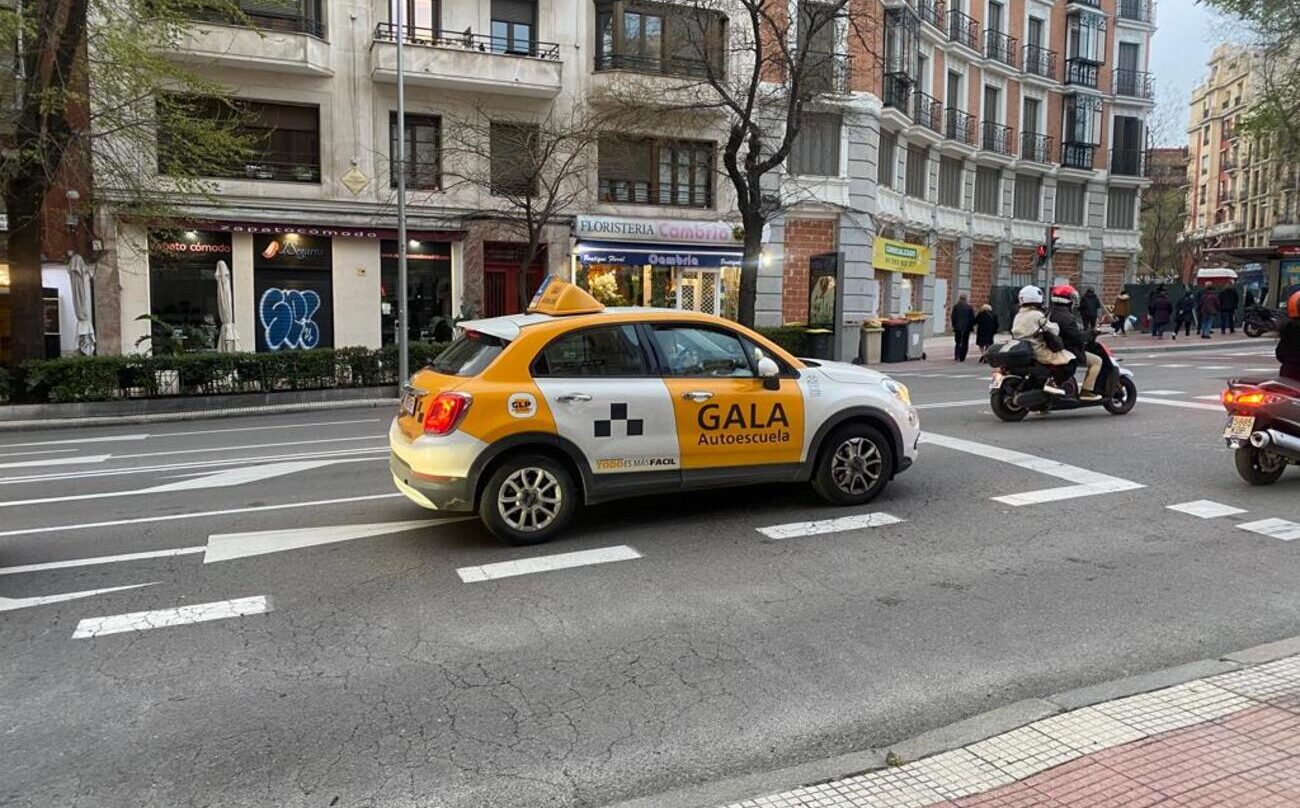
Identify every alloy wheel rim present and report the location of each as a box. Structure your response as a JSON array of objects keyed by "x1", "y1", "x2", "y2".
[
  {"x1": 830, "y1": 437, "x2": 882, "y2": 495},
  {"x1": 498, "y1": 467, "x2": 563, "y2": 532}
]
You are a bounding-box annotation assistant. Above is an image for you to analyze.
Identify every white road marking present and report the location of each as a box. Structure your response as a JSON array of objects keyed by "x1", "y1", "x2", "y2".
[
  {"x1": 1197, "y1": 365, "x2": 1232, "y2": 371},
  {"x1": 1142, "y1": 398, "x2": 1224, "y2": 412},
  {"x1": 0, "y1": 492, "x2": 404, "y2": 538},
  {"x1": 0, "y1": 583, "x2": 156, "y2": 613},
  {"x1": 457, "y1": 546, "x2": 642, "y2": 583},
  {"x1": 1167, "y1": 500, "x2": 1247, "y2": 519},
  {"x1": 0, "y1": 547, "x2": 204, "y2": 576},
  {"x1": 921, "y1": 432, "x2": 1144, "y2": 506},
  {"x1": 204, "y1": 517, "x2": 474, "y2": 563},
  {"x1": 914, "y1": 399, "x2": 989, "y2": 410},
  {"x1": 1237, "y1": 519, "x2": 1300, "y2": 542},
  {"x1": 1244, "y1": 367, "x2": 1278, "y2": 373},
  {"x1": 1123, "y1": 362, "x2": 1151, "y2": 367},
  {"x1": 150, "y1": 418, "x2": 381, "y2": 438},
  {"x1": 0, "y1": 454, "x2": 111, "y2": 470},
  {"x1": 0, "y1": 457, "x2": 380, "y2": 507},
  {"x1": 0, "y1": 433, "x2": 148, "y2": 449},
  {"x1": 0, "y1": 448, "x2": 77, "y2": 459},
  {"x1": 109, "y1": 435, "x2": 382, "y2": 461},
  {"x1": 1195, "y1": 395, "x2": 1223, "y2": 401},
  {"x1": 72, "y1": 595, "x2": 271, "y2": 638},
  {"x1": 756, "y1": 512, "x2": 903, "y2": 540},
  {"x1": 1159, "y1": 364, "x2": 1191, "y2": 369},
  {"x1": 1142, "y1": 390, "x2": 1186, "y2": 396}
]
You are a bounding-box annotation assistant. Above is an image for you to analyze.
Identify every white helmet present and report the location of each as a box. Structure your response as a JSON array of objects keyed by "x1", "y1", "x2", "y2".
[{"x1": 1018, "y1": 285, "x2": 1044, "y2": 305}]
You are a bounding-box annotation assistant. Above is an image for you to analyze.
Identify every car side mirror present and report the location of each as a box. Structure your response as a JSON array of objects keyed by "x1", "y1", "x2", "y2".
[{"x1": 757, "y1": 356, "x2": 780, "y2": 390}]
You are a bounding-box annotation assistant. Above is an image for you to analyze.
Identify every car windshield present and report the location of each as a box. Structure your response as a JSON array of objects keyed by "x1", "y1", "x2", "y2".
[{"x1": 430, "y1": 331, "x2": 507, "y2": 376}]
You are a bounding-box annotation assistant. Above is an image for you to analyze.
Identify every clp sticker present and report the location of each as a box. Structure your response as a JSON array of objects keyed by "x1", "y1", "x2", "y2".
[{"x1": 508, "y1": 393, "x2": 537, "y2": 419}]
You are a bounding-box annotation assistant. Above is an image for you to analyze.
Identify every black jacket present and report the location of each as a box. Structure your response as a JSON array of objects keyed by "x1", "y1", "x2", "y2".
[
  {"x1": 974, "y1": 310, "x2": 999, "y2": 345},
  {"x1": 1048, "y1": 303, "x2": 1089, "y2": 357},
  {"x1": 951, "y1": 301, "x2": 976, "y2": 332},
  {"x1": 1176, "y1": 295, "x2": 1197, "y2": 318},
  {"x1": 1219, "y1": 286, "x2": 1240, "y2": 312},
  {"x1": 1080, "y1": 291, "x2": 1102, "y2": 318},
  {"x1": 1279, "y1": 320, "x2": 1300, "y2": 366}
]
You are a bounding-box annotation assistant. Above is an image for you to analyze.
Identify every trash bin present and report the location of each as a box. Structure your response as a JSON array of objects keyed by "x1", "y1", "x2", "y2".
[
  {"x1": 905, "y1": 316, "x2": 928, "y2": 360},
  {"x1": 858, "y1": 323, "x2": 884, "y2": 365},
  {"x1": 881, "y1": 319, "x2": 909, "y2": 363},
  {"x1": 805, "y1": 328, "x2": 834, "y2": 360}
]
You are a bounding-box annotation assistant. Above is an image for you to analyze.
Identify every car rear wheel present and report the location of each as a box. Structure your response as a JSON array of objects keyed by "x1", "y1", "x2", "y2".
[
  {"x1": 479, "y1": 454, "x2": 577, "y2": 545},
  {"x1": 811, "y1": 424, "x2": 894, "y2": 506}
]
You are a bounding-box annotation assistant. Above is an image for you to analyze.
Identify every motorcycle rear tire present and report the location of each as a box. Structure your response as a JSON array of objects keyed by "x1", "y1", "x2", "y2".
[
  {"x1": 1234, "y1": 445, "x2": 1287, "y2": 485},
  {"x1": 990, "y1": 387, "x2": 1029, "y2": 422},
  {"x1": 1244, "y1": 322, "x2": 1264, "y2": 338}
]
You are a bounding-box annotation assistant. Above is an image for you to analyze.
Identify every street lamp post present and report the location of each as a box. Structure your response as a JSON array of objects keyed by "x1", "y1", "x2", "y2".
[{"x1": 395, "y1": 3, "x2": 410, "y2": 385}]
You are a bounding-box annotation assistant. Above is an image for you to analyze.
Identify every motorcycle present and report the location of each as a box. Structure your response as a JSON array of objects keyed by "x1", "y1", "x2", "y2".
[
  {"x1": 1221, "y1": 377, "x2": 1300, "y2": 484},
  {"x1": 1243, "y1": 305, "x2": 1287, "y2": 339},
  {"x1": 983, "y1": 338, "x2": 1138, "y2": 421}
]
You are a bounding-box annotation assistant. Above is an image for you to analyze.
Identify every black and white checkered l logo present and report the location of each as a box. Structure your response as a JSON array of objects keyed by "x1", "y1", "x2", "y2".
[{"x1": 594, "y1": 402, "x2": 643, "y2": 438}]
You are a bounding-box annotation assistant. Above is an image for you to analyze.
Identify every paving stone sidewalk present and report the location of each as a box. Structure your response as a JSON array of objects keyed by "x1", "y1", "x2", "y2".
[{"x1": 722, "y1": 656, "x2": 1300, "y2": 808}]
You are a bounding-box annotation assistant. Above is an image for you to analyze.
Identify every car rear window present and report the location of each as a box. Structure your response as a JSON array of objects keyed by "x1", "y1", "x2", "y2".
[{"x1": 430, "y1": 331, "x2": 506, "y2": 376}]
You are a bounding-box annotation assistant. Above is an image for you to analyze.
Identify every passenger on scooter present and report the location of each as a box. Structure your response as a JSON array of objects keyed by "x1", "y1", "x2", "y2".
[
  {"x1": 1048, "y1": 285, "x2": 1104, "y2": 402},
  {"x1": 1011, "y1": 285, "x2": 1075, "y2": 396},
  {"x1": 1280, "y1": 291, "x2": 1300, "y2": 384}
]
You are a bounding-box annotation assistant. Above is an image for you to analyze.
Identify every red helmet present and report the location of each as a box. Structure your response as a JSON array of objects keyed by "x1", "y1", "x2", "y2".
[
  {"x1": 1050, "y1": 284, "x2": 1079, "y2": 305},
  {"x1": 1289, "y1": 290, "x2": 1300, "y2": 320}
]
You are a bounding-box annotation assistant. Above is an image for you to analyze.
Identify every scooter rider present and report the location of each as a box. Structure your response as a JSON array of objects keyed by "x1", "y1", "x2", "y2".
[
  {"x1": 1279, "y1": 290, "x2": 1300, "y2": 384},
  {"x1": 1048, "y1": 285, "x2": 1104, "y2": 402},
  {"x1": 1011, "y1": 285, "x2": 1075, "y2": 396}
]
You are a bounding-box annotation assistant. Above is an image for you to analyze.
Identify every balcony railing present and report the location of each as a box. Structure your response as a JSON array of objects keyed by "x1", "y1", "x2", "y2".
[
  {"x1": 945, "y1": 108, "x2": 977, "y2": 146},
  {"x1": 1023, "y1": 45, "x2": 1056, "y2": 79},
  {"x1": 982, "y1": 121, "x2": 1014, "y2": 156},
  {"x1": 1110, "y1": 147, "x2": 1146, "y2": 176},
  {"x1": 916, "y1": 0, "x2": 945, "y2": 29},
  {"x1": 1069, "y1": 0, "x2": 1102, "y2": 7},
  {"x1": 595, "y1": 52, "x2": 715, "y2": 77},
  {"x1": 209, "y1": 160, "x2": 323, "y2": 183},
  {"x1": 913, "y1": 90, "x2": 942, "y2": 132},
  {"x1": 883, "y1": 73, "x2": 912, "y2": 111},
  {"x1": 984, "y1": 30, "x2": 1018, "y2": 68},
  {"x1": 1118, "y1": 0, "x2": 1155, "y2": 23},
  {"x1": 1113, "y1": 69, "x2": 1154, "y2": 99},
  {"x1": 1021, "y1": 132, "x2": 1053, "y2": 163},
  {"x1": 189, "y1": 4, "x2": 326, "y2": 38},
  {"x1": 1065, "y1": 57, "x2": 1100, "y2": 88},
  {"x1": 373, "y1": 22, "x2": 561, "y2": 59},
  {"x1": 802, "y1": 52, "x2": 852, "y2": 95},
  {"x1": 1061, "y1": 142, "x2": 1096, "y2": 170},
  {"x1": 947, "y1": 9, "x2": 979, "y2": 50}
]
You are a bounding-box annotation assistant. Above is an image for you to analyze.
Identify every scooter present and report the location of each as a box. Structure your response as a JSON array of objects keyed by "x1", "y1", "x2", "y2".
[
  {"x1": 1243, "y1": 305, "x2": 1287, "y2": 338},
  {"x1": 1221, "y1": 376, "x2": 1300, "y2": 484},
  {"x1": 984, "y1": 338, "x2": 1138, "y2": 421}
]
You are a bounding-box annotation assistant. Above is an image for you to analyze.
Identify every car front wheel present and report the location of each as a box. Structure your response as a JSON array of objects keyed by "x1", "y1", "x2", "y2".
[
  {"x1": 811, "y1": 424, "x2": 894, "y2": 506},
  {"x1": 479, "y1": 454, "x2": 577, "y2": 545}
]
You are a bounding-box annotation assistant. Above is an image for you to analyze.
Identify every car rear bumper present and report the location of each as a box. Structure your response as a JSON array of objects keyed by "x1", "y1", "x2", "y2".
[{"x1": 390, "y1": 452, "x2": 473, "y2": 512}]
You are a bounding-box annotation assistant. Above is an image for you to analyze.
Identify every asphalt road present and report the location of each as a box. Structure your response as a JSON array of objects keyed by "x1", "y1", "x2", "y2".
[{"x1": 2, "y1": 339, "x2": 1299, "y2": 808}]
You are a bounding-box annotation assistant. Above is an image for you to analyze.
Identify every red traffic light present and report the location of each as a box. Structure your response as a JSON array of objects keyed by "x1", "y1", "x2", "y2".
[{"x1": 1036, "y1": 244, "x2": 1047, "y2": 259}]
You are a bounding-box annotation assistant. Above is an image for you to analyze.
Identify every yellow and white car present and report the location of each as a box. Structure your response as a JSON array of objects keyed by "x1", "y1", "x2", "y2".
[{"x1": 390, "y1": 278, "x2": 919, "y2": 544}]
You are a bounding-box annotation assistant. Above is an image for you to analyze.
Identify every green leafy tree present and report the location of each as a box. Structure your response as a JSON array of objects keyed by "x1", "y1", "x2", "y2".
[{"x1": 0, "y1": 0, "x2": 254, "y2": 370}]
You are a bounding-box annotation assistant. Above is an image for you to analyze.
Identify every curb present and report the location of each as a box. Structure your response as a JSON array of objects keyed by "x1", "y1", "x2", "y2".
[
  {"x1": 599, "y1": 633, "x2": 1300, "y2": 808},
  {"x1": 1106, "y1": 338, "x2": 1266, "y2": 356},
  {"x1": 0, "y1": 397, "x2": 396, "y2": 431}
]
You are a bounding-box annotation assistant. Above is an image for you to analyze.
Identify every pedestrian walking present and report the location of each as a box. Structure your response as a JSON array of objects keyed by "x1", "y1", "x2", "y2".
[
  {"x1": 1172, "y1": 291, "x2": 1196, "y2": 339},
  {"x1": 974, "y1": 304, "x2": 998, "y2": 354},
  {"x1": 950, "y1": 293, "x2": 975, "y2": 361},
  {"x1": 1218, "y1": 284, "x2": 1239, "y2": 333},
  {"x1": 1199, "y1": 287, "x2": 1220, "y2": 339},
  {"x1": 1080, "y1": 288, "x2": 1101, "y2": 332},
  {"x1": 1148, "y1": 286, "x2": 1173, "y2": 339},
  {"x1": 1113, "y1": 291, "x2": 1132, "y2": 335}
]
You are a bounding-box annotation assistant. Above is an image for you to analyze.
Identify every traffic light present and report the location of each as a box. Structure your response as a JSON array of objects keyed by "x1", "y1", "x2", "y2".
[{"x1": 1034, "y1": 226, "x2": 1061, "y2": 270}]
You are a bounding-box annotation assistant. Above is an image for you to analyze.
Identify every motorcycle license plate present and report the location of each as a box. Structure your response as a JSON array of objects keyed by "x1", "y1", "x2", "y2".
[
  {"x1": 1223, "y1": 415, "x2": 1255, "y2": 440},
  {"x1": 989, "y1": 373, "x2": 1004, "y2": 391}
]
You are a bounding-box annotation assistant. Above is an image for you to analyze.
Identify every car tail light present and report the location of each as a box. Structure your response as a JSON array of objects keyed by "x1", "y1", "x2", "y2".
[{"x1": 423, "y1": 392, "x2": 472, "y2": 435}]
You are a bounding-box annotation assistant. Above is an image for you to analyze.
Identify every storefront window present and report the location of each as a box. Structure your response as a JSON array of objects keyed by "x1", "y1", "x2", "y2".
[
  {"x1": 575, "y1": 263, "x2": 674, "y2": 308},
  {"x1": 381, "y1": 240, "x2": 453, "y2": 345},
  {"x1": 148, "y1": 230, "x2": 234, "y2": 352},
  {"x1": 253, "y1": 233, "x2": 333, "y2": 352}
]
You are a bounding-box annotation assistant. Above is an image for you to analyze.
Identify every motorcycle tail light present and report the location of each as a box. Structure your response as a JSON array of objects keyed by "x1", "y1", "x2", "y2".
[{"x1": 1223, "y1": 389, "x2": 1267, "y2": 407}]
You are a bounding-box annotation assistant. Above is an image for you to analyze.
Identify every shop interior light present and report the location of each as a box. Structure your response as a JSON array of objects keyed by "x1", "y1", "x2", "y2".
[
  {"x1": 184, "y1": 230, "x2": 198, "y2": 239},
  {"x1": 285, "y1": 232, "x2": 299, "y2": 242},
  {"x1": 408, "y1": 239, "x2": 420, "y2": 248}
]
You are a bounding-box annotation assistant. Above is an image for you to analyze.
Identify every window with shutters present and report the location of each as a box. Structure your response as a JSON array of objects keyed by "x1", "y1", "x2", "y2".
[
  {"x1": 1013, "y1": 175, "x2": 1041, "y2": 220},
  {"x1": 598, "y1": 136, "x2": 714, "y2": 207},
  {"x1": 877, "y1": 130, "x2": 897, "y2": 188},
  {"x1": 594, "y1": 1, "x2": 725, "y2": 77},
  {"x1": 490, "y1": 122, "x2": 539, "y2": 197},
  {"x1": 905, "y1": 145, "x2": 928, "y2": 198},
  {"x1": 938, "y1": 157, "x2": 963, "y2": 207},
  {"x1": 789, "y1": 113, "x2": 842, "y2": 176},
  {"x1": 390, "y1": 112, "x2": 440, "y2": 189},
  {"x1": 1107, "y1": 187, "x2": 1136, "y2": 229},
  {"x1": 491, "y1": 0, "x2": 537, "y2": 54},
  {"x1": 158, "y1": 97, "x2": 322, "y2": 183},
  {"x1": 974, "y1": 166, "x2": 1000, "y2": 214},
  {"x1": 1056, "y1": 181, "x2": 1086, "y2": 225}
]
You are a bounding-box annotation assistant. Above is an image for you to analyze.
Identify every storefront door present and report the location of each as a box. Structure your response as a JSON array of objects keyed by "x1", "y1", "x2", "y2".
[
  {"x1": 675, "y1": 268, "x2": 722, "y2": 315},
  {"x1": 484, "y1": 242, "x2": 545, "y2": 317}
]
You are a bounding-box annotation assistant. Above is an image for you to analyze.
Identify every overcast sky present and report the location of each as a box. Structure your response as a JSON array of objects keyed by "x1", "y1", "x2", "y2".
[{"x1": 1148, "y1": 0, "x2": 1244, "y2": 146}]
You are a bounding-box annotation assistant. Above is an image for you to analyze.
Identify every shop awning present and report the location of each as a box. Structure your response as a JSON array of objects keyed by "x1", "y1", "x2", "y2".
[{"x1": 575, "y1": 240, "x2": 743, "y2": 269}]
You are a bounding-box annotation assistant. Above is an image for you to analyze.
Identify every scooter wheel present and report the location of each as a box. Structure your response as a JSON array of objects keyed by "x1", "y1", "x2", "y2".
[
  {"x1": 1244, "y1": 322, "x2": 1263, "y2": 338},
  {"x1": 1234, "y1": 446, "x2": 1287, "y2": 485},
  {"x1": 1103, "y1": 377, "x2": 1138, "y2": 415},
  {"x1": 990, "y1": 387, "x2": 1029, "y2": 422}
]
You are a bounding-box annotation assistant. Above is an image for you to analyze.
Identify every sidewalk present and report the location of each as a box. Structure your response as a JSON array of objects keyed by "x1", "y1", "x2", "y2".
[
  {"x1": 714, "y1": 650, "x2": 1300, "y2": 808},
  {"x1": 919, "y1": 330, "x2": 1266, "y2": 359}
]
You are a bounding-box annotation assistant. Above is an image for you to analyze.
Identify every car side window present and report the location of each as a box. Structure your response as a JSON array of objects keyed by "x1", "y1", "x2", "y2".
[
  {"x1": 651, "y1": 325, "x2": 754, "y2": 378},
  {"x1": 741, "y1": 337, "x2": 796, "y2": 376},
  {"x1": 532, "y1": 325, "x2": 649, "y2": 377}
]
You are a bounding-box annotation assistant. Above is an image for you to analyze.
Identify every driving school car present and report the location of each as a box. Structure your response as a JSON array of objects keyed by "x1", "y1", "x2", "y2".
[{"x1": 389, "y1": 278, "x2": 920, "y2": 544}]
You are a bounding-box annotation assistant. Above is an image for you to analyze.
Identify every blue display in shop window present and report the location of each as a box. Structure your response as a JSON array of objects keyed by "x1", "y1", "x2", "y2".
[{"x1": 259, "y1": 287, "x2": 322, "y2": 350}]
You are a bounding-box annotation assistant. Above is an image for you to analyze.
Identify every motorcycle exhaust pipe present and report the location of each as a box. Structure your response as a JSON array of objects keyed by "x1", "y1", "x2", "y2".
[{"x1": 1249, "y1": 430, "x2": 1300, "y2": 461}]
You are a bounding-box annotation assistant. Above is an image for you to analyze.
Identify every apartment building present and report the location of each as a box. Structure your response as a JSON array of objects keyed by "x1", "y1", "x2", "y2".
[{"x1": 86, "y1": 0, "x2": 1154, "y2": 359}]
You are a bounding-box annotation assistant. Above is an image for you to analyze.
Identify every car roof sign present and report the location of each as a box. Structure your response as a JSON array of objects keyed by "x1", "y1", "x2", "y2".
[{"x1": 527, "y1": 276, "x2": 604, "y2": 316}]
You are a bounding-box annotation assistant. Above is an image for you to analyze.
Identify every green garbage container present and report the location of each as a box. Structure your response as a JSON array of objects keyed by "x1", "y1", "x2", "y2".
[{"x1": 881, "y1": 319, "x2": 908, "y2": 362}]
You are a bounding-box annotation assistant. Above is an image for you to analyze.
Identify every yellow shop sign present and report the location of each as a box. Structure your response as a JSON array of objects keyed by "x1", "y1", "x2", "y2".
[{"x1": 872, "y1": 237, "x2": 930, "y2": 275}]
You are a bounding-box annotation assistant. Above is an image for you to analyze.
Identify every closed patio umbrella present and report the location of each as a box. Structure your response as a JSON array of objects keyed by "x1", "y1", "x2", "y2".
[
  {"x1": 69, "y1": 253, "x2": 96, "y2": 356},
  {"x1": 216, "y1": 260, "x2": 239, "y2": 352}
]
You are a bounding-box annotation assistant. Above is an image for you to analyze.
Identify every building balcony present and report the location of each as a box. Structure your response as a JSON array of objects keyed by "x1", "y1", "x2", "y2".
[
  {"x1": 370, "y1": 23, "x2": 562, "y2": 98},
  {"x1": 1110, "y1": 147, "x2": 1146, "y2": 177},
  {"x1": 981, "y1": 121, "x2": 1014, "y2": 156},
  {"x1": 984, "y1": 30, "x2": 1018, "y2": 68},
  {"x1": 1118, "y1": 0, "x2": 1155, "y2": 24},
  {"x1": 916, "y1": 0, "x2": 945, "y2": 30},
  {"x1": 913, "y1": 90, "x2": 943, "y2": 133},
  {"x1": 1023, "y1": 45, "x2": 1057, "y2": 80},
  {"x1": 945, "y1": 108, "x2": 978, "y2": 147},
  {"x1": 172, "y1": 12, "x2": 331, "y2": 75},
  {"x1": 188, "y1": 5, "x2": 326, "y2": 37},
  {"x1": 595, "y1": 52, "x2": 715, "y2": 79},
  {"x1": 1061, "y1": 142, "x2": 1097, "y2": 170},
  {"x1": 803, "y1": 52, "x2": 853, "y2": 95},
  {"x1": 1113, "y1": 69, "x2": 1154, "y2": 99},
  {"x1": 1064, "y1": 58, "x2": 1101, "y2": 89},
  {"x1": 1021, "y1": 132, "x2": 1053, "y2": 164},
  {"x1": 947, "y1": 9, "x2": 979, "y2": 50},
  {"x1": 1067, "y1": 0, "x2": 1102, "y2": 8},
  {"x1": 883, "y1": 72, "x2": 912, "y2": 112}
]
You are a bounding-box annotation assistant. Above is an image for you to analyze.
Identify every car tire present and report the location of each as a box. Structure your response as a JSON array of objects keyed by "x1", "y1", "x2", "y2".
[
  {"x1": 1102, "y1": 376, "x2": 1138, "y2": 415},
  {"x1": 479, "y1": 454, "x2": 577, "y2": 545},
  {"x1": 811, "y1": 424, "x2": 894, "y2": 506},
  {"x1": 1234, "y1": 445, "x2": 1287, "y2": 486}
]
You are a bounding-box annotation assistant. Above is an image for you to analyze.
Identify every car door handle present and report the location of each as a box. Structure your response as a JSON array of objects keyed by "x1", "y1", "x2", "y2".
[
  {"x1": 555, "y1": 393, "x2": 592, "y2": 403},
  {"x1": 681, "y1": 390, "x2": 714, "y2": 402}
]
